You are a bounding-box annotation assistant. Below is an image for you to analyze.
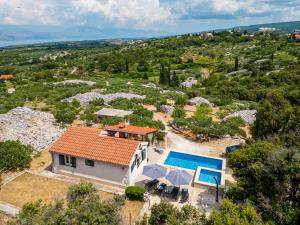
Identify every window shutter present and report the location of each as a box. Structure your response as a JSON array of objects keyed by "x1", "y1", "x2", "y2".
[
  {"x1": 71, "y1": 157, "x2": 76, "y2": 168},
  {"x1": 59, "y1": 154, "x2": 65, "y2": 165}
]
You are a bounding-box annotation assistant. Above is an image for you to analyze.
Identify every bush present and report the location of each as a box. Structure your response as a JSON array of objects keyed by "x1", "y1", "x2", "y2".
[
  {"x1": 0, "y1": 140, "x2": 32, "y2": 171},
  {"x1": 125, "y1": 186, "x2": 145, "y2": 201},
  {"x1": 172, "y1": 107, "x2": 186, "y2": 119}
]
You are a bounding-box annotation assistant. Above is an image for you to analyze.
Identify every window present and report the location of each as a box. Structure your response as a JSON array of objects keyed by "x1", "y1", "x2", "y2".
[
  {"x1": 131, "y1": 159, "x2": 136, "y2": 172},
  {"x1": 85, "y1": 159, "x2": 94, "y2": 167},
  {"x1": 65, "y1": 155, "x2": 72, "y2": 166},
  {"x1": 142, "y1": 149, "x2": 146, "y2": 161}
]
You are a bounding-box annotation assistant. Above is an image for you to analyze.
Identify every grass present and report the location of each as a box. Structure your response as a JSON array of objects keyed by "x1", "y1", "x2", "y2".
[
  {"x1": 0, "y1": 212, "x2": 10, "y2": 225},
  {"x1": 0, "y1": 172, "x2": 71, "y2": 207},
  {"x1": 121, "y1": 200, "x2": 145, "y2": 225},
  {"x1": 0, "y1": 172, "x2": 144, "y2": 224}
]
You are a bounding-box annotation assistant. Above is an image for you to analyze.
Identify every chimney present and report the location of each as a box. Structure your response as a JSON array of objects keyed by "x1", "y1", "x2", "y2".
[{"x1": 118, "y1": 122, "x2": 125, "y2": 129}]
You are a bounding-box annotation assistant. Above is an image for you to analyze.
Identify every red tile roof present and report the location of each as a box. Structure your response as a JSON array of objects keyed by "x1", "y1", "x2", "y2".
[
  {"x1": 0, "y1": 74, "x2": 13, "y2": 80},
  {"x1": 105, "y1": 123, "x2": 158, "y2": 135},
  {"x1": 49, "y1": 126, "x2": 141, "y2": 166}
]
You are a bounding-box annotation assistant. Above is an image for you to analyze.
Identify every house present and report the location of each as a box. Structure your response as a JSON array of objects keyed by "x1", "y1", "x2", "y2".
[
  {"x1": 105, "y1": 123, "x2": 158, "y2": 143},
  {"x1": 291, "y1": 30, "x2": 300, "y2": 40},
  {"x1": 50, "y1": 126, "x2": 148, "y2": 186},
  {"x1": 94, "y1": 108, "x2": 133, "y2": 119},
  {"x1": 0, "y1": 74, "x2": 13, "y2": 81}
]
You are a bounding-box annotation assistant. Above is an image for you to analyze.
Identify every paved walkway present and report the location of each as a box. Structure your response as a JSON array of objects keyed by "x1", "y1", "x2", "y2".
[{"x1": 0, "y1": 202, "x2": 19, "y2": 217}]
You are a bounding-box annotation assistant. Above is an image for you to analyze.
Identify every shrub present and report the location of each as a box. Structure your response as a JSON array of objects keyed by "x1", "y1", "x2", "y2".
[
  {"x1": 172, "y1": 107, "x2": 186, "y2": 119},
  {"x1": 0, "y1": 140, "x2": 32, "y2": 171},
  {"x1": 174, "y1": 94, "x2": 188, "y2": 106},
  {"x1": 125, "y1": 186, "x2": 145, "y2": 201}
]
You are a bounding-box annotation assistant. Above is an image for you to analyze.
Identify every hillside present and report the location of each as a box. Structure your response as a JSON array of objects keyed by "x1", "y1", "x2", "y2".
[
  {"x1": 0, "y1": 31, "x2": 299, "y2": 225},
  {"x1": 231, "y1": 20, "x2": 300, "y2": 33}
]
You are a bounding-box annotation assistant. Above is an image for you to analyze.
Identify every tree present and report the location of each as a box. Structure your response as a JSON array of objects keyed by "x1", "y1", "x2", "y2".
[
  {"x1": 9, "y1": 182, "x2": 121, "y2": 225},
  {"x1": 253, "y1": 91, "x2": 293, "y2": 140},
  {"x1": 234, "y1": 56, "x2": 239, "y2": 71},
  {"x1": 0, "y1": 140, "x2": 32, "y2": 171},
  {"x1": 54, "y1": 101, "x2": 79, "y2": 124},
  {"x1": 227, "y1": 142, "x2": 300, "y2": 225},
  {"x1": 139, "y1": 200, "x2": 206, "y2": 225},
  {"x1": 194, "y1": 104, "x2": 212, "y2": 119},
  {"x1": 209, "y1": 199, "x2": 263, "y2": 225},
  {"x1": 171, "y1": 70, "x2": 180, "y2": 87},
  {"x1": 125, "y1": 58, "x2": 129, "y2": 73}
]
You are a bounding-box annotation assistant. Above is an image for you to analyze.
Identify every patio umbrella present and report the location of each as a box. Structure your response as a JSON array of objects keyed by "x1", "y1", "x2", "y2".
[
  {"x1": 143, "y1": 163, "x2": 167, "y2": 180},
  {"x1": 166, "y1": 169, "x2": 193, "y2": 186}
]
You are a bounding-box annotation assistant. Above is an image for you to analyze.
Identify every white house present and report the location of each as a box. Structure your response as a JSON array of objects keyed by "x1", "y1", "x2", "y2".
[{"x1": 50, "y1": 126, "x2": 148, "y2": 187}]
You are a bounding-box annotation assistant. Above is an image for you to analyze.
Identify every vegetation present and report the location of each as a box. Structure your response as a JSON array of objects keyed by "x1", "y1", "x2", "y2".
[
  {"x1": 1, "y1": 29, "x2": 300, "y2": 225},
  {"x1": 8, "y1": 182, "x2": 121, "y2": 225},
  {"x1": 0, "y1": 140, "x2": 32, "y2": 171},
  {"x1": 125, "y1": 186, "x2": 145, "y2": 201},
  {"x1": 138, "y1": 200, "x2": 207, "y2": 225}
]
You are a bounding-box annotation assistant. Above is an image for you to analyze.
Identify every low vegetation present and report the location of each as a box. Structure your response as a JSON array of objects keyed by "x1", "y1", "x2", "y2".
[
  {"x1": 125, "y1": 186, "x2": 145, "y2": 201},
  {"x1": 8, "y1": 182, "x2": 121, "y2": 225}
]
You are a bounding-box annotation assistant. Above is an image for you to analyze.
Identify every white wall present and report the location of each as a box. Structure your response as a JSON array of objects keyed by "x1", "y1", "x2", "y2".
[{"x1": 52, "y1": 144, "x2": 148, "y2": 186}]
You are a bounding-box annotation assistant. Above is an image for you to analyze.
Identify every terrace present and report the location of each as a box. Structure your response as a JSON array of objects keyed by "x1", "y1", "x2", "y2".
[{"x1": 133, "y1": 127, "x2": 234, "y2": 214}]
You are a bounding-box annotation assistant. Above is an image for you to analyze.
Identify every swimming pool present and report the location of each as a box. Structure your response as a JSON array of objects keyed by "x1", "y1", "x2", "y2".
[
  {"x1": 164, "y1": 151, "x2": 223, "y2": 171},
  {"x1": 199, "y1": 169, "x2": 221, "y2": 185}
]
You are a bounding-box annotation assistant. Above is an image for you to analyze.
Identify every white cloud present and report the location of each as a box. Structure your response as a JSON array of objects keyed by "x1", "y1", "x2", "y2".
[
  {"x1": 72, "y1": 0, "x2": 171, "y2": 27},
  {"x1": 0, "y1": 0, "x2": 60, "y2": 25}
]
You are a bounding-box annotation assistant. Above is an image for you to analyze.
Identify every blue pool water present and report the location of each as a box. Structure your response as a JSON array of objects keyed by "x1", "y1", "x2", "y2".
[
  {"x1": 164, "y1": 151, "x2": 223, "y2": 171},
  {"x1": 199, "y1": 169, "x2": 221, "y2": 185}
]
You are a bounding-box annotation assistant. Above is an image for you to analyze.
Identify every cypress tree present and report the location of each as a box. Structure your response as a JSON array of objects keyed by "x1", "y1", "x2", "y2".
[{"x1": 235, "y1": 56, "x2": 239, "y2": 71}]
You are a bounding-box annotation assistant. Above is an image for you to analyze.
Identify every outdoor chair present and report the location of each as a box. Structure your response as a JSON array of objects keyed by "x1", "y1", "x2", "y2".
[
  {"x1": 145, "y1": 179, "x2": 159, "y2": 192},
  {"x1": 155, "y1": 183, "x2": 167, "y2": 195},
  {"x1": 170, "y1": 186, "x2": 180, "y2": 201},
  {"x1": 180, "y1": 188, "x2": 189, "y2": 202}
]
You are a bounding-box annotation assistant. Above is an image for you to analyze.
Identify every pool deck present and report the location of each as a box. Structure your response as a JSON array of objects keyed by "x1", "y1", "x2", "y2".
[{"x1": 134, "y1": 127, "x2": 239, "y2": 215}]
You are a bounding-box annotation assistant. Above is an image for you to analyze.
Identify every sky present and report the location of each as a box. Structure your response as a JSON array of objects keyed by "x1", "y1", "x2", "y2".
[{"x1": 0, "y1": 0, "x2": 299, "y2": 35}]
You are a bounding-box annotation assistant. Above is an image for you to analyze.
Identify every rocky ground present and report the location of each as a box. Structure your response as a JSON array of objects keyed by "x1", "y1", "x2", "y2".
[
  {"x1": 0, "y1": 107, "x2": 63, "y2": 151},
  {"x1": 66, "y1": 92, "x2": 145, "y2": 107},
  {"x1": 223, "y1": 110, "x2": 257, "y2": 125}
]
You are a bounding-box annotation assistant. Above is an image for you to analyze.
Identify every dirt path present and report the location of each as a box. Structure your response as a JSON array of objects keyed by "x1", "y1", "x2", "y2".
[{"x1": 153, "y1": 111, "x2": 243, "y2": 157}]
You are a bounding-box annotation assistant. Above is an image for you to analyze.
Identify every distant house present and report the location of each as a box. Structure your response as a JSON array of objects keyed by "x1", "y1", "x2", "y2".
[
  {"x1": 291, "y1": 30, "x2": 300, "y2": 40},
  {"x1": 105, "y1": 123, "x2": 158, "y2": 143},
  {"x1": 0, "y1": 74, "x2": 13, "y2": 81},
  {"x1": 50, "y1": 126, "x2": 148, "y2": 186},
  {"x1": 181, "y1": 77, "x2": 197, "y2": 88},
  {"x1": 94, "y1": 108, "x2": 133, "y2": 119}
]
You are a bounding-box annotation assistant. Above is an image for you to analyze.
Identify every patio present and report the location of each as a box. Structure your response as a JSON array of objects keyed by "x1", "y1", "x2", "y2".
[{"x1": 134, "y1": 151, "x2": 224, "y2": 215}]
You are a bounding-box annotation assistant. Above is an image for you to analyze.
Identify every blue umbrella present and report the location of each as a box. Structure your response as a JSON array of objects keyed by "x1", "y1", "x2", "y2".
[
  {"x1": 143, "y1": 164, "x2": 167, "y2": 179},
  {"x1": 166, "y1": 169, "x2": 193, "y2": 186}
]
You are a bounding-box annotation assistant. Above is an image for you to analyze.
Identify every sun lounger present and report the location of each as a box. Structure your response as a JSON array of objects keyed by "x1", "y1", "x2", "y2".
[
  {"x1": 164, "y1": 186, "x2": 180, "y2": 201},
  {"x1": 181, "y1": 188, "x2": 189, "y2": 202},
  {"x1": 171, "y1": 186, "x2": 180, "y2": 201}
]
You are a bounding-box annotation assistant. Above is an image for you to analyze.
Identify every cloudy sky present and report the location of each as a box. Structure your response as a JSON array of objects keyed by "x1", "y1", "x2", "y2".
[{"x1": 0, "y1": 0, "x2": 299, "y2": 35}]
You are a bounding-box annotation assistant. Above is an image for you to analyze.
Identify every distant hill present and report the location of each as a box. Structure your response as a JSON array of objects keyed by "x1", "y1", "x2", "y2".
[
  {"x1": 0, "y1": 25, "x2": 163, "y2": 47},
  {"x1": 230, "y1": 21, "x2": 300, "y2": 33}
]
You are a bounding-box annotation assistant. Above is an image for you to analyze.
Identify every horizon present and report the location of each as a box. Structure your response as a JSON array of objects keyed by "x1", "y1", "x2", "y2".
[{"x1": 0, "y1": 0, "x2": 300, "y2": 47}]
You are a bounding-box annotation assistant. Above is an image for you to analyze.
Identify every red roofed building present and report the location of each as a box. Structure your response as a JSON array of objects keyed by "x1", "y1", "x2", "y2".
[
  {"x1": 105, "y1": 123, "x2": 158, "y2": 143},
  {"x1": 291, "y1": 30, "x2": 300, "y2": 40},
  {"x1": 50, "y1": 126, "x2": 148, "y2": 186},
  {"x1": 0, "y1": 74, "x2": 13, "y2": 81}
]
